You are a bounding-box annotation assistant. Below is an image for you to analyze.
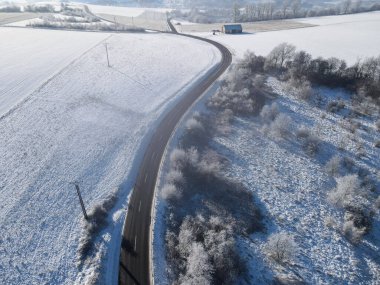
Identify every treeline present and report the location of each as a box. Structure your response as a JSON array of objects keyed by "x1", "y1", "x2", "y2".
[
  {"x1": 238, "y1": 43, "x2": 380, "y2": 102},
  {"x1": 237, "y1": 0, "x2": 380, "y2": 22},
  {"x1": 171, "y1": 0, "x2": 380, "y2": 24}
]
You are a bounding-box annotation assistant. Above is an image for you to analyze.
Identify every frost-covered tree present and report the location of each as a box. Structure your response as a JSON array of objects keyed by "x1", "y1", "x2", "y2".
[
  {"x1": 260, "y1": 102, "x2": 279, "y2": 122},
  {"x1": 161, "y1": 183, "x2": 182, "y2": 200},
  {"x1": 265, "y1": 43, "x2": 296, "y2": 70},
  {"x1": 170, "y1": 148, "x2": 187, "y2": 169},
  {"x1": 328, "y1": 174, "x2": 363, "y2": 208},
  {"x1": 269, "y1": 113, "x2": 293, "y2": 139},
  {"x1": 179, "y1": 242, "x2": 213, "y2": 285},
  {"x1": 325, "y1": 155, "x2": 342, "y2": 177},
  {"x1": 265, "y1": 232, "x2": 298, "y2": 263}
]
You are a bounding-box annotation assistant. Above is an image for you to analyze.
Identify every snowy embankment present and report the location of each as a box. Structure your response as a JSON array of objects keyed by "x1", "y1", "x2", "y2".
[
  {"x1": 194, "y1": 11, "x2": 380, "y2": 65},
  {"x1": 213, "y1": 78, "x2": 380, "y2": 284},
  {"x1": 0, "y1": 28, "x2": 220, "y2": 284}
]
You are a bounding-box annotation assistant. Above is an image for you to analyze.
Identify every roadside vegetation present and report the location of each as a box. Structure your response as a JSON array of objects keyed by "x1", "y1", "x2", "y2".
[
  {"x1": 162, "y1": 112, "x2": 264, "y2": 284},
  {"x1": 160, "y1": 42, "x2": 379, "y2": 284}
]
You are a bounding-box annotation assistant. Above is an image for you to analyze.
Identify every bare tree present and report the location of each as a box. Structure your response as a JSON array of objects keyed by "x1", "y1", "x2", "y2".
[
  {"x1": 265, "y1": 43, "x2": 296, "y2": 70},
  {"x1": 341, "y1": 0, "x2": 352, "y2": 14},
  {"x1": 291, "y1": 0, "x2": 302, "y2": 17},
  {"x1": 265, "y1": 232, "x2": 298, "y2": 263},
  {"x1": 281, "y1": 0, "x2": 291, "y2": 18}
]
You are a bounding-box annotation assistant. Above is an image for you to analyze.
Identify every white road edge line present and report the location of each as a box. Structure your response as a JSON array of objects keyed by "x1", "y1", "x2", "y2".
[{"x1": 134, "y1": 235, "x2": 137, "y2": 251}]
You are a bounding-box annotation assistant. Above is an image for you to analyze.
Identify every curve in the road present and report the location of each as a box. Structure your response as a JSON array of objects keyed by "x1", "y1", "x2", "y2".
[{"x1": 119, "y1": 21, "x2": 232, "y2": 285}]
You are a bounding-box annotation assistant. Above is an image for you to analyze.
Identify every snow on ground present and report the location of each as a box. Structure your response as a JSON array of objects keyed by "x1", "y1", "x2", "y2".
[
  {"x1": 212, "y1": 78, "x2": 380, "y2": 284},
  {"x1": 193, "y1": 11, "x2": 380, "y2": 64},
  {"x1": 0, "y1": 28, "x2": 109, "y2": 117},
  {"x1": 0, "y1": 29, "x2": 221, "y2": 284},
  {"x1": 87, "y1": 4, "x2": 171, "y2": 18}
]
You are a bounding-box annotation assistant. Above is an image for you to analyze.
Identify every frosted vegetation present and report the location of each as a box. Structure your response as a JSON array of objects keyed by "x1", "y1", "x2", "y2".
[
  {"x1": 170, "y1": 0, "x2": 380, "y2": 24},
  {"x1": 160, "y1": 42, "x2": 379, "y2": 284}
]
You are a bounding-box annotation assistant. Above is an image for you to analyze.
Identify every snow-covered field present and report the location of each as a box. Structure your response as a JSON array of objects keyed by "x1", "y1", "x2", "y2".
[
  {"x1": 0, "y1": 28, "x2": 220, "y2": 284},
  {"x1": 194, "y1": 11, "x2": 380, "y2": 64},
  {"x1": 0, "y1": 28, "x2": 109, "y2": 117},
  {"x1": 87, "y1": 4, "x2": 171, "y2": 18},
  {"x1": 213, "y1": 78, "x2": 380, "y2": 284}
]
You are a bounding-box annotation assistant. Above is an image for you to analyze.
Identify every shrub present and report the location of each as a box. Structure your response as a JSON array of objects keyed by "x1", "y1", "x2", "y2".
[
  {"x1": 166, "y1": 169, "x2": 184, "y2": 185},
  {"x1": 342, "y1": 218, "x2": 365, "y2": 244},
  {"x1": 179, "y1": 242, "x2": 213, "y2": 285},
  {"x1": 325, "y1": 155, "x2": 342, "y2": 177},
  {"x1": 295, "y1": 126, "x2": 310, "y2": 139},
  {"x1": 260, "y1": 102, "x2": 279, "y2": 122},
  {"x1": 327, "y1": 175, "x2": 362, "y2": 208},
  {"x1": 77, "y1": 193, "x2": 118, "y2": 260},
  {"x1": 327, "y1": 100, "x2": 345, "y2": 113},
  {"x1": 253, "y1": 74, "x2": 266, "y2": 89},
  {"x1": 296, "y1": 80, "x2": 314, "y2": 101},
  {"x1": 376, "y1": 119, "x2": 380, "y2": 131},
  {"x1": 161, "y1": 183, "x2": 182, "y2": 200},
  {"x1": 170, "y1": 148, "x2": 187, "y2": 169},
  {"x1": 265, "y1": 232, "x2": 298, "y2": 263},
  {"x1": 302, "y1": 132, "x2": 321, "y2": 155},
  {"x1": 209, "y1": 86, "x2": 255, "y2": 114},
  {"x1": 269, "y1": 113, "x2": 293, "y2": 139}
]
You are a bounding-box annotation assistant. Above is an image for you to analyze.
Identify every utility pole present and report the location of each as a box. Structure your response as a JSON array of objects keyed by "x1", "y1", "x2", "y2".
[
  {"x1": 104, "y1": 43, "x2": 110, "y2": 67},
  {"x1": 74, "y1": 183, "x2": 88, "y2": 220}
]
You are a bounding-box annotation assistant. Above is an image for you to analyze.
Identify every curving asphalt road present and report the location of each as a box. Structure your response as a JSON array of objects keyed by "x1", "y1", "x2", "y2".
[{"x1": 119, "y1": 21, "x2": 232, "y2": 285}]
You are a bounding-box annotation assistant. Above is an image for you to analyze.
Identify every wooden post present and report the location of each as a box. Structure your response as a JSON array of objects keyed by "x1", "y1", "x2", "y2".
[
  {"x1": 105, "y1": 43, "x2": 110, "y2": 68},
  {"x1": 75, "y1": 183, "x2": 88, "y2": 220}
]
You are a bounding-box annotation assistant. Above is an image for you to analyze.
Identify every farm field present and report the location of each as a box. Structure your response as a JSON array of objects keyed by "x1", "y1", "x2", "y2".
[
  {"x1": 0, "y1": 27, "x2": 109, "y2": 117},
  {"x1": 0, "y1": 28, "x2": 221, "y2": 284},
  {"x1": 191, "y1": 11, "x2": 380, "y2": 64},
  {"x1": 0, "y1": 12, "x2": 39, "y2": 24}
]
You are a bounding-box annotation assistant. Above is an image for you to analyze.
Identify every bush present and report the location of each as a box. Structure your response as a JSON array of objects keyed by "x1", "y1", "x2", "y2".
[
  {"x1": 253, "y1": 74, "x2": 266, "y2": 89},
  {"x1": 376, "y1": 120, "x2": 380, "y2": 131},
  {"x1": 170, "y1": 148, "x2": 187, "y2": 169},
  {"x1": 296, "y1": 80, "x2": 314, "y2": 101},
  {"x1": 327, "y1": 174, "x2": 375, "y2": 242},
  {"x1": 327, "y1": 100, "x2": 345, "y2": 113},
  {"x1": 325, "y1": 155, "x2": 342, "y2": 177},
  {"x1": 265, "y1": 232, "x2": 298, "y2": 263},
  {"x1": 209, "y1": 86, "x2": 255, "y2": 114},
  {"x1": 161, "y1": 183, "x2": 182, "y2": 200},
  {"x1": 269, "y1": 113, "x2": 293, "y2": 139},
  {"x1": 260, "y1": 102, "x2": 279, "y2": 122},
  {"x1": 77, "y1": 193, "x2": 118, "y2": 260},
  {"x1": 342, "y1": 218, "x2": 365, "y2": 244},
  {"x1": 302, "y1": 132, "x2": 321, "y2": 155},
  {"x1": 328, "y1": 175, "x2": 362, "y2": 208}
]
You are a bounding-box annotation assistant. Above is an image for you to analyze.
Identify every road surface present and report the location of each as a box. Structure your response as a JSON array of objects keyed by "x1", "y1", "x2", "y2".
[{"x1": 119, "y1": 23, "x2": 232, "y2": 285}]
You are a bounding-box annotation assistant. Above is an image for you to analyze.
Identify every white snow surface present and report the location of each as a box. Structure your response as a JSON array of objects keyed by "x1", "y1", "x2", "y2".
[
  {"x1": 0, "y1": 28, "x2": 109, "y2": 117},
  {"x1": 213, "y1": 78, "x2": 380, "y2": 284},
  {"x1": 86, "y1": 4, "x2": 171, "y2": 17},
  {"x1": 0, "y1": 29, "x2": 221, "y2": 284},
  {"x1": 194, "y1": 11, "x2": 380, "y2": 64}
]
